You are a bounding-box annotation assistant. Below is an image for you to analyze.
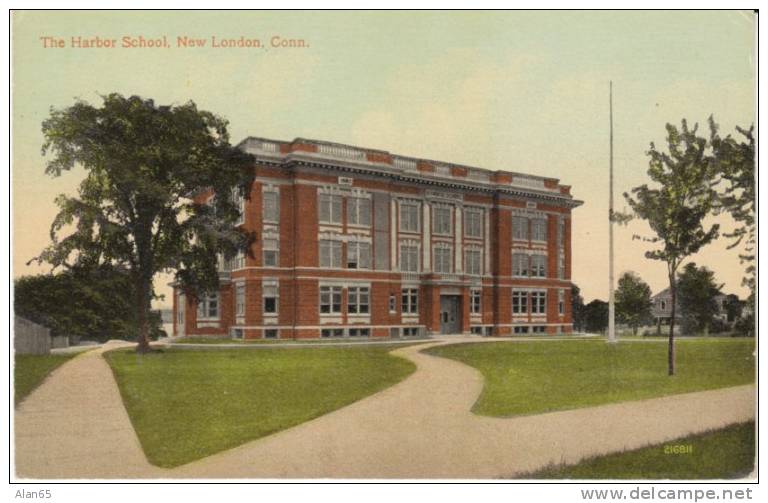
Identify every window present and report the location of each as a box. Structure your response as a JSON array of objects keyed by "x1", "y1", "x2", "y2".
[
  {"x1": 400, "y1": 202, "x2": 420, "y2": 232},
  {"x1": 402, "y1": 327, "x2": 420, "y2": 337},
  {"x1": 434, "y1": 245, "x2": 453, "y2": 273},
  {"x1": 512, "y1": 253, "x2": 529, "y2": 277},
  {"x1": 465, "y1": 208, "x2": 483, "y2": 238},
  {"x1": 514, "y1": 326, "x2": 530, "y2": 334},
  {"x1": 471, "y1": 326, "x2": 483, "y2": 335},
  {"x1": 512, "y1": 216, "x2": 528, "y2": 240},
  {"x1": 465, "y1": 248, "x2": 482, "y2": 276},
  {"x1": 319, "y1": 239, "x2": 342, "y2": 268},
  {"x1": 348, "y1": 328, "x2": 370, "y2": 337},
  {"x1": 347, "y1": 197, "x2": 371, "y2": 226},
  {"x1": 226, "y1": 249, "x2": 245, "y2": 271},
  {"x1": 389, "y1": 294, "x2": 397, "y2": 313},
  {"x1": 233, "y1": 186, "x2": 245, "y2": 225},
  {"x1": 532, "y1": 326, "x2": 547, "y2": 334},
  {"x1": 433, "y1": 206, "x2": 452, "y2": 235},
  {"x1": 531, "y1": 291, "x2": 547, "y2": 315},
  {"x1": 347, "y1": 241, "x2": 371, "y2": 269},
  {"x1": 531, "y1": 218, "x2": 548, "y2": 242},
  {"x1": 402, "y1": 288, "x2": 419, "y2": 314},
  {"x1": 348, "y1": 287, "x2": 370, "y2": 314},
  {"x1": 531, "y1": 255, "x2": 547, "y2": 278},
  {"x1": 263, "y1": 238, "x2": 279, "y2": 267},
  {"x1": 196, "y1": 293, "x2": 219, "y2": 319},
  {"x1": 263, "y1": 190, "x2": 280, "y2": 223},
  {"x1": 558, "y1": 290, "x2": 565, "y2": 316},
  {"x1": 512, "y1": 291, "x2": 528, "y2": 315},
  {"x1": 319, "y1": 193, "x2": 342, "y2": 224},
  {"x1": 400, "y1": 243, "x2": 419, "y2": 272},
  {"x1": 470, "y1": 289, "x2": 481, "y2": 315},
  {"x1": 264, "y1": 329, "x2": 278, "y2": 339},
  {"x1": 263, "y1": 283, "x2": 278, "y2": 315},
  {"x1": 660, "y1": 300, "x2": 667, "y2": 311},
  {"x1": 557, "y1": 218, "x2": 566, "y2": 279},
  {"x1": 235, "y1": 284, "x2": 245, "y2": 316},
  {"x1": 232, "y1": 328, "x2": 244, "y2": 339},
  {"x1": 320, "y1": 286, "x2": 342, "y2": 314},
  {"x1": 321, "y1": 328, "x2": 344, "y2": 338}
]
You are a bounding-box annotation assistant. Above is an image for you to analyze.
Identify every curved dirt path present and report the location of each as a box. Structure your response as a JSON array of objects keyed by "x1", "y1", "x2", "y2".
[{"x1": 14, "y1": 339, "x2": 756, "y2": 479}]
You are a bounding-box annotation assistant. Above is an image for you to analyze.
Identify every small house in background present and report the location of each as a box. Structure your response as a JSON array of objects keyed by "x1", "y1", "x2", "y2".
[{"x1": 651, "y1": 289, "x2": 743, "y2": 333}]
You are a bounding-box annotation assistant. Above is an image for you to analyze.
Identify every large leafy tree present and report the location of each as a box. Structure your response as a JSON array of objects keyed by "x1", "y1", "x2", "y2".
[
  {"x1": 709, "y1": 117, "x2": 755, "y2": 306},
  {"x1": 34, "y1": 94, "x2": 254, "y2": 352},
  {"x1": 622, "y1": 119, "x2": 719, "y2": 375},
  {"x1": 614, "y1": 271, "x2": 652, "y2": 336},
  {"x1": 676, "y1": 263, "x2": 722, "y2": 336}
]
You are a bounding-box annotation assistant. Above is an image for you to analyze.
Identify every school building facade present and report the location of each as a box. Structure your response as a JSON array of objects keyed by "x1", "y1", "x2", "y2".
[{"x1": 172, "y1": 137, "x2": 582, "y2": 339}]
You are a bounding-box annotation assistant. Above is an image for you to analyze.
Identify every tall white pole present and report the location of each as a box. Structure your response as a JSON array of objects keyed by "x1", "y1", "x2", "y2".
[{"x1": 608, "y1": 81, "x2": 617, "y2": 343}]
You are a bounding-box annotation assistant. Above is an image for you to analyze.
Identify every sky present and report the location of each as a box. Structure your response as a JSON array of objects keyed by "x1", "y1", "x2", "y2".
[{"x1": 11, "y1": 10, "x2": 756, "y2": 306}]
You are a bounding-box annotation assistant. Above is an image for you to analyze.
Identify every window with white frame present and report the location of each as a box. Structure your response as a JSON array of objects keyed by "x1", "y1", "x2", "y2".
[
  {"x1": 319, "y1": 239, "x2": 343, "y2": 268},
  {"x1": 465, "y1": 208, "x2": 483, "y2": 238},
  {"x1": 402, "y1": 288, "x2": 419, "y2": 314},
  {"x1": 531, "y1": 255, "x2": 547, "y2": 278},
  {"x1": 399, "y1": 243, "x2": 419, "y2": 272},
  {"x1": 512, "y1": 290, "x2": 528, "y2": 315},
  {"x1": 319, "y1": 193, "x2": 342, "y2": 224},
  {"x1": 470, "y1": 289, "x2": 481, "y2": 315},
  {"x1": 197, "y1": 293, "x2": 219, "y2": 320},
  {"x1": 432, "y1": 206, "x2": 453, "y2": 236},
  {"x1": 235, "y1": 284, "x2": 245, "y2": 316},
  {"x1": 389, "y1": 294, "x2": 396, "y2": 313},
  {"x1": 512, "y1": 216, "x2": 528, "y2": 240},
  {"x1": 558, "y1": 218, "x2": 566, "y2": 279},
  {"x1": 347, "y1": 197, "x2": 371, "y2": 226},
  {"x1": 263, "y1": 238, "x2": 279, "y2": 267},
  {"x1": 531, "y1": 218, "x2": 548, "y2": 242},
  {"x1": 320, "y1": 286, "x2": 342, "y2": 314},
  {"x1": 263, "y1": 283, "x2": 278, "y2": 315},
  {"x1": 465, "y1": 248, "x2": 482, "y2": 276},
  {"x1": 347, "y1": 241, "x2": 371, "y2": 269},
  {"x1": 226, "y1": 249, "x2": 245, "y2": 271},
  {"x1": 347, "y1": 287, "x2": 370, "y2": 314},
  {"x1": 433, "y1": 244, "x2": 453, "y2": 273},
  {"x1": 558, "y1": 289, "x2": 565, "y2": 315},
  {"x1": 233, "y1": 186, "x2": 245, "y2": 225},
  {"x1": 262, "y1": 190, "x2": 280, "y2": 223},
  {"x1": 512, "y1": 253, "x2": 529, "y2": 277},
  {"x1": 531, "y1": 291, "x2": 547, "y2": 314},
  {"x1": 399, "y1": 201, "x2": 420, "y2": 232}
]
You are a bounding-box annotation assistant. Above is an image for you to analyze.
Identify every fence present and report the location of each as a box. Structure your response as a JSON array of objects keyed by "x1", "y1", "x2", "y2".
[{"x1": 14, "y1": 316, "x2": 51, "y2": 355}]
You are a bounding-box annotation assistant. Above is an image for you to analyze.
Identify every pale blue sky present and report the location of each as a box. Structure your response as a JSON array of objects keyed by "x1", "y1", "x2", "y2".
[{"x1": 13, "y1": 10, "x2": 756, "y2": 304}]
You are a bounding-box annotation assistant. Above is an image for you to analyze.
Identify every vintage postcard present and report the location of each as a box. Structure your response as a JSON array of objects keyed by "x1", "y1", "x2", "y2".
[{"x1": 10, "y1": 9, "x2": 757, "y2": 487}]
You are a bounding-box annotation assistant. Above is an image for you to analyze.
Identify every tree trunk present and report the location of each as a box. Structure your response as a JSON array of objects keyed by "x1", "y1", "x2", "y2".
[
  {"x1": 668, "y1": 279, "x2": 677, "y2": 376},
  {"x1": 633, "y1": 324, "x2": 638, "y2": 336},
  {"x1": 135, "y1": 270, "x2": 152, "y2": 353}
]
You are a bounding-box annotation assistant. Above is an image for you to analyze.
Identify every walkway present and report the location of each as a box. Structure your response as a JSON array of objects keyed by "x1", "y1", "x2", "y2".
[{"x1": 14, "y1": 339, "x2": 756, "y2": 479}]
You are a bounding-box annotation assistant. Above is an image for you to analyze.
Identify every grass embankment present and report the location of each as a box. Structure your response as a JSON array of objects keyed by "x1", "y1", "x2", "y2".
[
  {"x1": 105, "y1": 345, "x2": 416, "y2": 467},
  {"x1": 526, "y1": 421, "x2": 755, "y2": 479},
  {"x1": 423, "y1": 338, "x2": 755, "y2": 417},
  {"x1": 14, "y1": 352, "x2": 81, "y2": 405}
]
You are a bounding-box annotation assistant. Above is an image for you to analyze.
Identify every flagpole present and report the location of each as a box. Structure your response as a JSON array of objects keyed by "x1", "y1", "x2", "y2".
[{"x1": 608, "y1": 81, "x2": 617, "y2": 343}]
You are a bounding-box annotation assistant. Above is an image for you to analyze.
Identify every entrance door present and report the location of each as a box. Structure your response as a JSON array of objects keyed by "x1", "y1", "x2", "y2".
[{"x1": 440, "y1": 295, "x2": 461, "y2": 334}]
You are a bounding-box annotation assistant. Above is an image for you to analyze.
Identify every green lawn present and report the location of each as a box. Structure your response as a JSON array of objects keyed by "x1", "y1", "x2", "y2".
[
  {"x1": 14, "y1": 352, "x2": 81, "y2": 405},
  {"x1": 104, "y1": 345, "x2": 416, "y2": 467},
  {"x1": 524, "y1": 421, "x2": 755, "y2": 479},
  {"x1": 423, "y1": 338, "x2": 755, "y2": 417}
]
